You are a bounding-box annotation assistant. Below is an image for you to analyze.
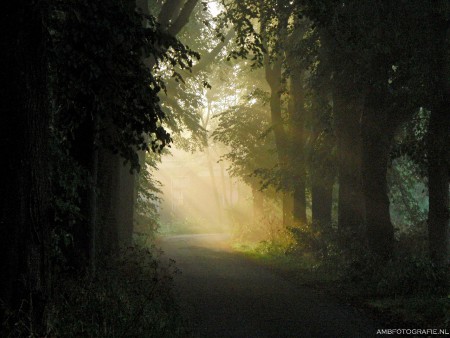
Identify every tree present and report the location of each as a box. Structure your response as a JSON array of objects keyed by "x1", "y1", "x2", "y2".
[
  {"x1": 0, "y1": 0, "x2": 51, "y2": 329},
  {"x1": 425, "y1": 4, "x2": 450, "y2": 267},
  {"x1": 302, "y1": 0, "x2": 449, "y2": 261},
  {"x1": 0, "y1": 1, "x2": 199, "y2": 329},
  {"x1": 212, "y1": 75, "x2": 277, "y2": 224}
]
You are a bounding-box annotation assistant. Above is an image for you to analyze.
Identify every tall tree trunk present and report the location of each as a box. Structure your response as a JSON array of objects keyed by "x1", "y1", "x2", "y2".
[
  {"x1": 361, "y1": 92, "x2": 396, "y2": 260},
  {"x1": 334, "y1": 89, "x2": 365, "y2": 232},
  {"x1": 260, "y1": 5, "x2": 293, "y2": 227},
  {"x1": 310, "y1": 30, "x2": 335, "y2": 229},
  {"x1": 427, "y1": 102, "x2": 450, "y2": 267},
  {"x1": 427, "y1": 25, "x2": 450, "y2": 267},
  {"x1": 0, "y1": 1, "x2": 23, "y2": 317},
  {"x1": 117, "y1": 163, "x2": 135, "y2": 248},
  {"x1": 97, "y1": 149, "x2": 121, "y2": 257},
  {"x1": 21, "y1": 4, "x2": 51, "y2": 327},
  {"x1": 70, "y1": 117, "x2": 97, "y2": 269},
  {"x1": 285, "y1": 20, "x2": 309, "y2": 227},
  {"x1": 0, "y1": 0, "x2": 51, "y2": 329},
  {"x1": 264, "y1": 57, "x2": 293, "y2": 226},
  {"x1": 311, "y1": 180, "x2": 333, "y2": 228},
  {"x1": 289, "y1": 73, "x2": 307, "y2": 225},
  {"x1": 88, "y1": 125, "x2": 99, "y2": 275}
]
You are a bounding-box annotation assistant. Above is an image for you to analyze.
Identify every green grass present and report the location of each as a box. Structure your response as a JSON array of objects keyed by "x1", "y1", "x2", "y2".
[
  {"x1": 158, "y1": 219, "x2": 227, "y2": 236},
  {"x1": 232, "y1": 240, "x2": 339, "y2": 289}
]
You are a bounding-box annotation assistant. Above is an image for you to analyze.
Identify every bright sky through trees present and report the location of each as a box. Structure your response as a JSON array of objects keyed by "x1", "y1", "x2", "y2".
[{"x1": 207, "y1": 1, "x2": 221, "y2": 17}]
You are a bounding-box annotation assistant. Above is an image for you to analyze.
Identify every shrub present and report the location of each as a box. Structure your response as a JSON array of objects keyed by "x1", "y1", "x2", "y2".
[
  {"x1": 343, "y1": 252, "x2": 448, "y2": 298},
  {"x1": 287, "y1": 222, "x2": 347, "y2": 262},
  {"x1": 43, "y1": 246, "x2": 186, "y2": 337}
]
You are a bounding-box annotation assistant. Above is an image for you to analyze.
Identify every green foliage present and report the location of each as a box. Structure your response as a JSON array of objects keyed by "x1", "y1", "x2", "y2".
[
  {"x1": 388, "y1": 156, "x2": 428, "y2": 234},
  {"x1": 234, "y1": 209, "x2": 285, "y2": 241},
  {"x1": 217, "y1": 0, "x2": 265, "y2": 67},
  {"x1": 288, "y1": 223, "x2": 341, "y2": 262},
  {"x1": 369, "y1": 296, "x2": 450, "y2": 329},
  {"x1": 159, "y1": 215, "x2": 222, "y2": 235},
  {"x1": 135, "y1": 154, "x2": 163, "y2": 238},
  {"x1": 212, "y1": 87, "x2": 276, "y2": 190},
  {"x1": 47, "y1": 246, "x2": 186, "y2": 337},
  {"x1": 391, "y1": 108, "x2": 430, "y2": 176},
  {"x1": 48, "y1": 0, "x2": 199, "y2": 168},
  {"x1": 46, "y1": 0, "x2": 199, "y2": 265},
  {"x1": 50, "y1": 130, "x2": 90, "y2": 264},
  {"x1": 343, "y1": 253, "x2": 448, "y2": 298},
  {"x1": 1, "y1": 246, "x2": 187, "y2": 337}
]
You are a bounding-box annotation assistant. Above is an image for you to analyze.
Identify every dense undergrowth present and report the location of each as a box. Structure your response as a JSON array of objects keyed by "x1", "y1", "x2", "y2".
[
  {"x1": 233, "y1": 221, "x2": 450, "y2": 329},
  {"x1": 1, "y1": 245, "x2": 187, "y2": 337}
]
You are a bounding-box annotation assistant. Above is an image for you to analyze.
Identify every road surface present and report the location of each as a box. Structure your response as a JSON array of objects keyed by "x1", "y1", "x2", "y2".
[{"x1": 159, "y1": 233, "x2": 380, "y2": 338}]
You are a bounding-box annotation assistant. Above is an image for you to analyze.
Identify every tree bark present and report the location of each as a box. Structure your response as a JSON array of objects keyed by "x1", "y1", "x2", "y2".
[
  {"x1": 167, "y1": 0, "x2": 199, "y2": 36},
  {"x1": 264, "y1": 55, "x2": 293, "y2": 226},
  {"x1": 427, "y1": 102, "x2": 450, "y2": 267},
  {"x1": 0, "y1": 0, "x2": 51, "y2": 329},
  {"x1": 96, "y1": 148, "x2": 121, "y2": 257},
  {"x1": 427, "y1": 25, "x2": 450, "y2": 267},
  {"x1": 334, "y1": 88, "x2": 365, "y2": 232},
  {"x1": 88, "y1": 122, "x2": 99, "y2": 275},
  {"x1": 311, "y1": 181, "x2": 333, "y2": 228},
  {"x1": 158, "y1": 0, "x2": 185, "y2": 28},
  {"x1": 117, "y1": 163, "x2": 135, "y2": 248},
  {"x1": 361, "y1": 109, "x2": 395, "y2": 260},
  {"x1": 289, "y1": 74, "x2": 307, "y2": 225}
]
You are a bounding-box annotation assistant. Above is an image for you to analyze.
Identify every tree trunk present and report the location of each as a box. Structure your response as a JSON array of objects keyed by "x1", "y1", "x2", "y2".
[
  {"x1": 311, "y1": 181, "x2": 333, "y2": 228},
  {"x1": 117, "y1": 163, "x2": 135, "y2": 248},
  {"x1": 427, "y1": 102, "x2": 450, "y2": 267},
  {"x1": 361, "y1": 101, "x2": 395, "y2": 260},
  {"x1": 289, "y1": 74, "x2": 307, "y2": 225},
  {"x1": 264, "y1": 57, "x2": 293, "y2": 227},
  {"x1": 0, "y1": 0, "x2": 51, "y2": 329},
  {"x1": 334, "y1": 89, "x2": 365, "y2": 232},
  {"x1": 427, "y1": 24, "x2": 450, "y2": 267},
  {"x1": 22, "y1": 5, "x2": 51, "y2": 327},
  {"x1": 0, "y1": 1, "x2": 23, "y2": 317},
  {"x1": 70, "y1": 117, "x2": 97, "y2": 270},
  {"x1": 96, "y1": 149, "x2": 121, "y2": 257},
  {"x1": 88, "y1": 127, "x2": 99, "y2": 275}
]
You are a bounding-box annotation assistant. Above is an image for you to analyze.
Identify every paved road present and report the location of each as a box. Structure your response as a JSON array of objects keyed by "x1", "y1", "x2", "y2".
[{"x1": 159, "y1": 233, "x2": 380, "y2": 338}]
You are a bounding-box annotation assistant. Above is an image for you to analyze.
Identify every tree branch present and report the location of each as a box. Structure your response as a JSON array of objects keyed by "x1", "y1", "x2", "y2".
[{"x1": 168, "y1": 0, "x2": 199, "y2": 36}]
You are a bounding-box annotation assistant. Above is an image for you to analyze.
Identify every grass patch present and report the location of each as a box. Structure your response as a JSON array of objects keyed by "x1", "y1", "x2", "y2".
[
  {"x1": 232, "y1": 240, "x2": 339, "y2": 289},
  {"x1": 158, "y1": 218, "x2": 226, "y2": 236}
]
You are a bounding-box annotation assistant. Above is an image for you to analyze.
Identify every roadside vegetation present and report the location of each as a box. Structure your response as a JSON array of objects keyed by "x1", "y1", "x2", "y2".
[{"x1": 233, "y1": 220, "x2": 450, "y2": 329}]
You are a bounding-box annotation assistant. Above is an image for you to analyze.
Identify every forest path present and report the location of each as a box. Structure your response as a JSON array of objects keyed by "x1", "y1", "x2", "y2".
[{"x1": 159, "y1": 233, "x2": 380, "y2": 338}]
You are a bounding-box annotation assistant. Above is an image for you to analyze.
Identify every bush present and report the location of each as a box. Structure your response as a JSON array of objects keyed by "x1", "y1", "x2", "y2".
[
  {"x1": 287, "y1": 222, "x2": 348, "y2": 262},
  {"x1": 44, "y1": 246, "x2": 186, "y2": 337},
  {"x1": 343, "y1": 253, "x2": 448, "y2": 298}
]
